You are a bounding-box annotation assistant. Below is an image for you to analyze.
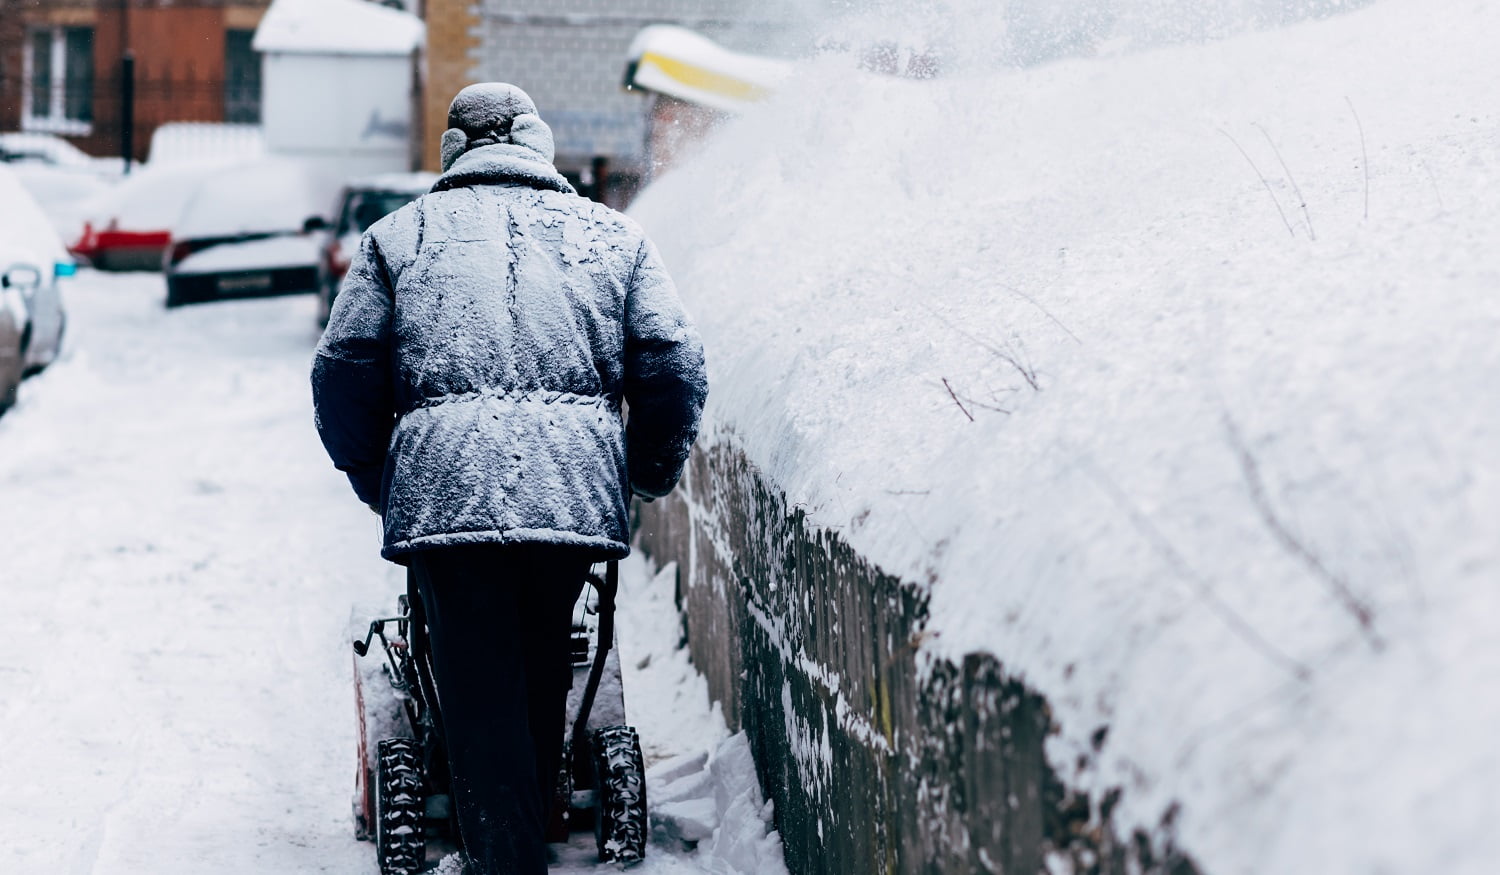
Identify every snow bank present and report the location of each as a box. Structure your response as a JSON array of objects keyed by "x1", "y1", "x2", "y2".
[
  {"x1": 254, "y1": 0, "x2": 424, "y2": 56},
  {"x1": 647, "y1": 735, "x2": 789, "y2": 874},
  {"x1": 629, "y1": 0, "x2": 1500, "y2": 872}
]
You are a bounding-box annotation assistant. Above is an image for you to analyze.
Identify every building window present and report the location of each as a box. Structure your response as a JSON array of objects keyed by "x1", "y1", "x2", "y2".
[
  {"x1": 25, "y1": 26, "x2": 94, "y2": 132},
  {"x1": 224, "y1": 30, "x2": 262, "y2": 124}
]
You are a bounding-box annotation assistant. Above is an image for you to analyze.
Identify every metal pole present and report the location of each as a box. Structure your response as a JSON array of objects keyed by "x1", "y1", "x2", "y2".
[
  {"x1": 120, "y1": 51, "x2": 134, "y2": 173},
  {"x1": 591, "y1": 155, "x2": 609, "y2": 206}
]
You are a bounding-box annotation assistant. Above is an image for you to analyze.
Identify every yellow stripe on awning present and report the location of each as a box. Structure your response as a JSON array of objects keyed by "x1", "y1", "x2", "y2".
[{"x1": 638, "y1": 51, "x2": 772, "y2": 103}]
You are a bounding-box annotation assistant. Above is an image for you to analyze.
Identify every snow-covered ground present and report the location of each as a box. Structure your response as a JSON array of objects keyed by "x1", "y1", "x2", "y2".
[
  {"x1": 630, "y1": 0, "x2": 1500, "y2": 872},
  {"x1": 0, "y1": 273, "x2": 783, "y2": 873}
]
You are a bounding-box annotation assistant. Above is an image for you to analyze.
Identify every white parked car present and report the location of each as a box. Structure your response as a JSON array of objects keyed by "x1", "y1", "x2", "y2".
[
  {"x1": 0, "y1": 163, "x2": 74, "y2": 378},
  {"x1": 162, "y1": 157, "x2": 336, "y2": 308},
  {"x1": 0, "y1": 132, "x2": 125, "y2": 178},
  {"x1": 1, "y1": 132, "x2": 122, "y2": 247}
]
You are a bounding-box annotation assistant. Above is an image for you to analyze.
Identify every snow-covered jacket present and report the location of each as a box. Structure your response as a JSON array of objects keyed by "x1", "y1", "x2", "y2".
[{"x1": 312, "y1": 140, "x2": 706, "y2": 562}]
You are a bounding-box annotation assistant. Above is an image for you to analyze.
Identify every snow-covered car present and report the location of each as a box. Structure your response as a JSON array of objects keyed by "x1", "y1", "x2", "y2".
[
  {"x1": 73, "y1": 161, "x2": 222, "y2": 271},
  {"x1": 163, "y1": 158, "x2": 337, "y2": 307},
  {"x1": 1, "y1": 133, "x2": 124, "y2": 254},
  {"x1": 316, "y1": 172, "x2": 435, "y2": 325},
  {"x1": 0, "y1": 132, "x2": 125, "y2": 178},
  {"x1": 0, "y1": 163, "x2": 74, "y2": 375}
]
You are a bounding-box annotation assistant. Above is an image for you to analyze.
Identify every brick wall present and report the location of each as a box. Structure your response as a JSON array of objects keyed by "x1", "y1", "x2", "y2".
[
  {"x1": 635, "y1": 441, "x2": 1204, "y2": 875},
  {"x1": 419, "y1": 0, "x2": 478, "y2": 171},
  {"x1": 0, "y1": 0, "x2": 269, "y2": 160}
]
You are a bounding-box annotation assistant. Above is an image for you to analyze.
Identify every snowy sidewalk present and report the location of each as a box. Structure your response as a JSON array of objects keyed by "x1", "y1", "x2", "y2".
[{"x1": 0, "y1": 273, "x2": 783, "y2": 874}]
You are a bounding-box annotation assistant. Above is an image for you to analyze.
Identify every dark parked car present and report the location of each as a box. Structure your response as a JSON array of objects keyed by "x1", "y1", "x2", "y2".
[
  {"x1": 163, "y1": 158, "x2": 336, "y2": 307},
  {"x1": 316, "y1": 172, "x2": 435, "y2": 325}
]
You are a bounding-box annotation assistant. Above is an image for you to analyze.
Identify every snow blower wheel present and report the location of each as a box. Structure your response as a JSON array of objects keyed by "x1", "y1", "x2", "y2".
[
  {"x1": 592, "y1": 724, "x2": 648, "y2": 864},
  {"x1": 375, "y1": 737, "x2": 426, "y2": 875}
]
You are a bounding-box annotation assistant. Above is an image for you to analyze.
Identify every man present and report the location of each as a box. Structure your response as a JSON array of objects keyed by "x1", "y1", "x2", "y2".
[{"x1": 312, "y1": 83, "x2": 707, "y2": 873}]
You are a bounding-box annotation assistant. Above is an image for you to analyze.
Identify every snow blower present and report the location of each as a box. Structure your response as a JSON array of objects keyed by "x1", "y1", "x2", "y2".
[{"x1": 350, "y1": 561, "x2": 648, "y2": 873}]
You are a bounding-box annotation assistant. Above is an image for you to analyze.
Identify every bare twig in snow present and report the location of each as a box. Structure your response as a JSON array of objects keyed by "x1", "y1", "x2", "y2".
[
  {"x1": 1219, "y1": 127, "x2": 1296, "y2": 238},
  {"x1": 938, "y1": 377, "x2": 1013, "y2": 416},
  {"x1": 1081, "y1": 461, "x2": 1313, "y2": 682},
  {"x1": 986, "y1": 335, "x2": 1041, "y2": 391},
  {"x1": 1252, "y1": 123, "x2": 1316, "y2": 240},
  {"x1": 942, "y1": 377, "x2": 974, "y2": 421},
  {"x1": 996, "y1": 282, "x2": 1082, "y2": 344},
  {"x1": 922, "y1": 304, "x2": 1044, "y2": 391},
  {"x1": 1345, "y1": 97, "x2": 1370, "y2": 220},
  {"x1": 1222, "y1": 415, "x2": 1385, "y2": 651}
]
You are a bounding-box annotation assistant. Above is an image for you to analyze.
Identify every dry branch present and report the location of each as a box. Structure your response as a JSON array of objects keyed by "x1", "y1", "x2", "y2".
[
  {"x1": 922, "y1": 304, "x2": 1044, "y2": 391},
  {"x1": 1252, "y1": 122, "x2": 1316, "y2": 240},
  {"x1": 942, "y1": 377, "x2": 974, "y2": 421},
  {"x1": 1345, "y1": 97, "x2": 1370, "y2": 220},
  {"x1": 1081, "y1": 461, "x2": 1313, "y2": 681},
  {"x1": 1219, "y1": 127, "x2": 1297, "y2": 238},
  {"x1": 1222, "y1": 414, "x2": 1384, "y2": 651}
]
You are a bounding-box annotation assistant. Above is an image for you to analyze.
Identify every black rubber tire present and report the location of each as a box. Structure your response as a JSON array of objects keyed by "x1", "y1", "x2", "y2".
[
  {"x1": 375, "y1": 737, "x2": 425, "y2": 875},
  {"x1": 592, "y1": 725, "x2": 647, "y2": 864}
]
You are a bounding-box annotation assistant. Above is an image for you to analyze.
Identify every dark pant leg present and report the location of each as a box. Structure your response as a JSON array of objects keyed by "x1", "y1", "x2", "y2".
[
  {"x1": 514, "y1": 549, "x2": 594, "y2": 835},
  {"x1": 410, "y1": 545, "x2": 589, "y2": 875}
]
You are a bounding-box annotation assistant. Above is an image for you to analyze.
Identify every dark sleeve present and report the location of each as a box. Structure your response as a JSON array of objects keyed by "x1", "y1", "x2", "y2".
[
  {"x1": 311, "y1": 232, "x2": 396, "y2": 507},
  {"x1": 623, "y1": 237, "x2": 708, "y2": 499}
]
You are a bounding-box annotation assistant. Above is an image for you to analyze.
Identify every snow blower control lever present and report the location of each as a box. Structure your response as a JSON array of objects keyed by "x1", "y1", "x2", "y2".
[
  {"x1": 352, "y1": 617, "x2": 402, "y2": 658},
  {"x1": 572, "y1": 560, "x2": 618, "y2": 750}
]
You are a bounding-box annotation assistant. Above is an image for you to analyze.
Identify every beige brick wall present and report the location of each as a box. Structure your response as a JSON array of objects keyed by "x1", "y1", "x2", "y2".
[{"x1": 421, "y1": 0, "x2": 479, "y2": 171}]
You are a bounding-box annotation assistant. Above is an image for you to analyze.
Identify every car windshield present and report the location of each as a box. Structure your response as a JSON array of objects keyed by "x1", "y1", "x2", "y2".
[{"x1": 342, "y1": 192, "x2": 419, "y2": 235}]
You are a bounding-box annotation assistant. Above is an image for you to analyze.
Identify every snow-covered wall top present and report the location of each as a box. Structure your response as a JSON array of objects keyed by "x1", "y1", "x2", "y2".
[
  {"x1": 629, "y1": 1, "x2": 1500, "y2": 872},
  {"x1": 253, "y1": 0, "x2": 424, "y2": 56}
]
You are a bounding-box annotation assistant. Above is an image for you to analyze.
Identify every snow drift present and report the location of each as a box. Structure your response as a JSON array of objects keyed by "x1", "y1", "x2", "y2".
[{"x1": 628, "y1": 0, "x2": 1500, "y2": 872}]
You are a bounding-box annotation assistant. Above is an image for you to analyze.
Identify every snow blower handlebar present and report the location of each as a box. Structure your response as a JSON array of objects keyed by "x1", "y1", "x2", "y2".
[{"x1": 571, "y1": 560, "x2": 619, "y2": 749}]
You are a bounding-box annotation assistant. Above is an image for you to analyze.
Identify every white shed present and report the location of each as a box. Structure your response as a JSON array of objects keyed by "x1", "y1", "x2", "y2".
[{"x1": 252, "y1": 0, "x2": 425, "y2": 180}]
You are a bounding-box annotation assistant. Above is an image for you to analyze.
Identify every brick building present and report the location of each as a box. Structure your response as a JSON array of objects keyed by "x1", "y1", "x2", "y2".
[
  {"x1": 421, "y1": 0, "x2": 806, "y2": 206},
  {"x1": 0, "y1": 0, "x2": 270, "y2": 161}
]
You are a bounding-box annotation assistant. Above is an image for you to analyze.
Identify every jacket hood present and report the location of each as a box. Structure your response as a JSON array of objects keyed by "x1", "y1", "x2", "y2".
[{"x1": 431, "y1": 142, "x2": 576, "y2": 196}]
